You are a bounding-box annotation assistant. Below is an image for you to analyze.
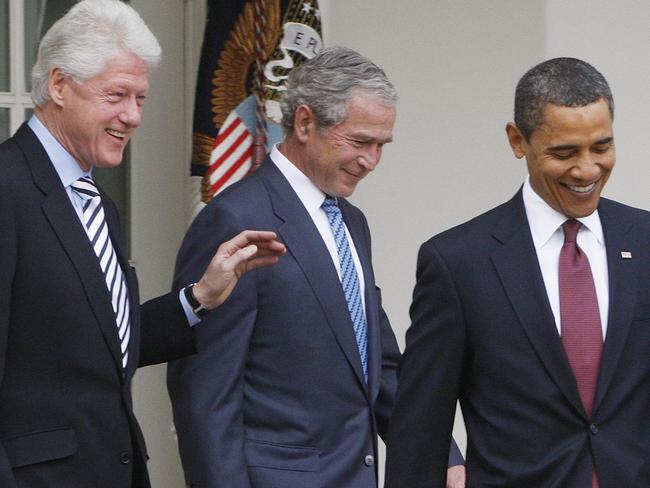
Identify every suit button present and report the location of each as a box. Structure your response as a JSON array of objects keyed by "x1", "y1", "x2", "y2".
[
  {"x1": 364, "y1": 454, "x2": 374, "y2": 467},
  {"x1": 120, "y1": 451, "x2": 131, "y2": 464},
  {"x1": 589, "y1": 423, "x2": 599, "y2": 435}
]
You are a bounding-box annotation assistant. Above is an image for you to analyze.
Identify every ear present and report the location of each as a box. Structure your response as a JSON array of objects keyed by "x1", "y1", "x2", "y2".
[
  {"x1": 505, "y1": 122, "x2": 527, "y2": 159},
  {"x1": 48, "y1": 67, "x2": 68, "y2": 107},
  {"x1": 293, "y1": 104, "x2": 316, "y2": 143}
]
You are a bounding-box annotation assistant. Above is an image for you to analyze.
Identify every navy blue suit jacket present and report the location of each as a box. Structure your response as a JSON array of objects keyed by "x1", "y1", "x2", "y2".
[
  {"x1": 386, "y1": 190, "x2": 650, "y2": 487},
  {"x1": 0, "y1": 124, "x2": 194, "y2": 487},
  {"x1": 168, "y1": 158, "x2": 402, "y2": 487}
]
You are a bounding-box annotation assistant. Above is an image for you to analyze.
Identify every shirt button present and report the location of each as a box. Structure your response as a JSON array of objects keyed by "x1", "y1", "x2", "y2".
[
  {"x1": 589, "y1": 423, "x2": 599, "y2": 435},
  {"x1": 120, "y1": 451, "x2": 131, "y2": 464},
  {"x1": 364, "y1": 454, "x2": 374, "y2": 467}
]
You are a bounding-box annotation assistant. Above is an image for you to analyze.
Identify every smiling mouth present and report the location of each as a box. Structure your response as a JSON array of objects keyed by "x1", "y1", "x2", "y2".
[
  {"x1": 561, "y1": 179, "x2": 598, "y2": 194},
  {"x1": 343, "y1": 168, "x2": 364, "y2": 179},
  {"x1": 106, "y1": 128, "x2": 127, "y2": 140}
]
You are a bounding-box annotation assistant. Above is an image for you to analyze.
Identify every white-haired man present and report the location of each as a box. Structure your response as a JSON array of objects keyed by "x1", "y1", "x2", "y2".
[{"x1": 0, "y1": 1, "x2": 284, "y2": 486}]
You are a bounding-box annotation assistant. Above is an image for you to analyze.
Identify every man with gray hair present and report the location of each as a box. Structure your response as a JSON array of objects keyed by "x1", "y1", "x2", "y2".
[
  {"x1": 168, "y1": 46, "x2": 462, "y2": 487},
  {"x1": 387, "y1": 57, "x2": 650, "y2": 487},
  {"x1": 0, "y1": 1, "x2": 285, "y2": 487}
]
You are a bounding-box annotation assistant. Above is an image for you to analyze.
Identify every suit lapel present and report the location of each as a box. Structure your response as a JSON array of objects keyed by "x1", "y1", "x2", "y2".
[
  {"x1": 490, "y1": 192, "x2": 585, "y2": 416},
  {"x1": 592, "y1": 199, "x2": 639, "y2": 413},
  {"x1": 255, "y1": 162, "x2": 368, "y2": 390},
  {"x1": 16, "y1": 124, "x2": 125, "y2": 377}
]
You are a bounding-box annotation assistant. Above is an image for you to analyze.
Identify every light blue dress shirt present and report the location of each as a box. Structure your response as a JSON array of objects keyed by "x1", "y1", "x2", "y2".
[{"x1": 27, "y1": 115, "x2": 201, "y2": 326}]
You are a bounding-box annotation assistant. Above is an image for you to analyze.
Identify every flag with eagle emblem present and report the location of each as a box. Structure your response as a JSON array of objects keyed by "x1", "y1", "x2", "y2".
[{"x1": 189, "y1": 0, "x2": 323, "y2": 218}]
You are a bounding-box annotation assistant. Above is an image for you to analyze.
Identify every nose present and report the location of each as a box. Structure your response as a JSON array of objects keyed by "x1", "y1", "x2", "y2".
[
  {"x1": 571, "y1": 151, "x2": 602, "y2": 181},
  {"x1": 119, "y1": 97, "x2": 142, "y2": 127},
  {"x1": 358, "y1": 144, "x2": 383, "y2": 171}
]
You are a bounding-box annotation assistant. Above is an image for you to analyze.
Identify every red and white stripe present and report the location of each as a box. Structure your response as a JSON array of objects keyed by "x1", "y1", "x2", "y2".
[{"x1": 207, "y1": 110, "x2": 253, "y2": 196}]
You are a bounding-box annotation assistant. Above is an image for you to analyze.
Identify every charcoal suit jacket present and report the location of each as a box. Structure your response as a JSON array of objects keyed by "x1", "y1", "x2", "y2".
[
  {"x1": 386, "y1": 190, "x2": 650, "y2": 487},
  {"x1": 0, "y1": 123, "x2": 194, "y2": 487}
]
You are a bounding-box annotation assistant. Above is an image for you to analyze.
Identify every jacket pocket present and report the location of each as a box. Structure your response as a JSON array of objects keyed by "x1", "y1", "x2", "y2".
[
  {"x1": 3, "y1": 427, "x2": 77, "y2": 468},
  {"x1": 245, "y1": 438, "x2": 320, "y2": 472}
]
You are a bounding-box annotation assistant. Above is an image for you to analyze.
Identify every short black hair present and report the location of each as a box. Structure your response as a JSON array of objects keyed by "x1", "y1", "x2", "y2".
[{"x1": 514, "y1": 57, "x2": 614, "y2": 140}]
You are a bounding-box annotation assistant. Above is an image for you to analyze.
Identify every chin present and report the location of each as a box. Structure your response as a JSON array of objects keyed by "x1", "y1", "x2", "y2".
[
  {"x1": 563, "y1": 204, "x2": 600, "y2": 219},
  {"x1": 339, "y1": 184, "x2": 359, "y2": 198}
]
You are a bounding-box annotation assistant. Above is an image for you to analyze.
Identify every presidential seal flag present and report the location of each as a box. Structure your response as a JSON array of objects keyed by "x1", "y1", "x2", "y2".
[{"x1": 190, "y1": 0, "x2": 323, "y2": 217}]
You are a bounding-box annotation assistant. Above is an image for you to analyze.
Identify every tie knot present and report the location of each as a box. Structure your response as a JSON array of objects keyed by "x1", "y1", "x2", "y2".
[
  {"x1": 562, "y1": 219, "x2": 582, "y2": 244},
  {"x1": 322, "y1": 195, "x2": 340, "y2": 215},
  {"x1": 70, "y1": 176, "x2": 99, "y2": 200}
]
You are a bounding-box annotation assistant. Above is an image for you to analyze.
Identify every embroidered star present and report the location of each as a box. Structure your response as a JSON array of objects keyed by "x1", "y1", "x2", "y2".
[
  {"x1": 302, "y1": 2, "x2": 312, "y2": 14},
  {"x1": 314, "y1": 8, "x2": 321, "y2": 20}
]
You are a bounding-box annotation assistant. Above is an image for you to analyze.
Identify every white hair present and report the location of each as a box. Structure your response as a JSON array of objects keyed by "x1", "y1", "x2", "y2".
[{"x1": 31, "y1": 0, "x2": 161, "y2": 106}]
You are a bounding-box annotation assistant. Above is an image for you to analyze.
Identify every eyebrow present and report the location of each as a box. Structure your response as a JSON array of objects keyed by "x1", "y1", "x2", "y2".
[
  {"x1": 547, "y1": 144, "x2": 578, "y2": 152},
  {"x1": 547, "y1": 137, "x2": 613, "y2": 152},
  {"x1": 349, "y1": 133, "x2": 394, "y2": 144},
  {"x1": 594, "y1": 136, "x2": 614, "y2": 145}
]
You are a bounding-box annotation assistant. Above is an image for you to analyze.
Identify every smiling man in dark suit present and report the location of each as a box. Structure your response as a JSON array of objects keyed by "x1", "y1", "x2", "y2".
[
  {"x1": 386, "y1": 57, "x2": 650, "y2": 487},
  {"x1": 0, "y1": 1, "x2": 285, "y2": 487},
  {"x1": 168, "y1": 46, "x2": 464, "y2": 488}
]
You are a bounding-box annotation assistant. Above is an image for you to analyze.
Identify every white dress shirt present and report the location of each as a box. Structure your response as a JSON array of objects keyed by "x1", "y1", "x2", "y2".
[
  {"x1": 270, "y1": 145, "x2": 366, "y2": 310},
  {"x1": 522, "y1": 176, "x2": 609, "y2": 338}
]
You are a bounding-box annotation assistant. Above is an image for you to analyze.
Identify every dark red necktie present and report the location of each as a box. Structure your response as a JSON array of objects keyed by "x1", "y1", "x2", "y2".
[{"x1": 559, "y1": 219, "x2": 603, "y2": 487}]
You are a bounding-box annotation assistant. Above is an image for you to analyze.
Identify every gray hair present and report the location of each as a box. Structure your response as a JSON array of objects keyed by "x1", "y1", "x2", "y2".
[
  {"x1": 280, "y1": 46, "x2": 398, "y2": 132},
  {"x1": 514, "y1": 57, "x2": 614, "y2": 141},
  {"x1": 31, "y1": 0, "x2": 161, "y2": 106}
]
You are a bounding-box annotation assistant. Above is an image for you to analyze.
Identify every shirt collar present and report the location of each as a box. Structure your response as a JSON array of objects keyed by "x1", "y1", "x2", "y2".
[
  {"x1": 270, "y1": 144, "x2": 327, "y2": 216},
  {"x1": 522, "y1": 175, "x2": 605, "y2": 248},
  {"x1": 28, "y1": 115, "x2": 90, "y2": 188}
]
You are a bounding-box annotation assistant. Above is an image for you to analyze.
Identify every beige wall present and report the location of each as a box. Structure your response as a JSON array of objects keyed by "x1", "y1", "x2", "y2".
[
  {"x1": 129, "y1": 1, "x2": 188, "y2": 487},
  {"x1": 129, "y1": 2, "x2": 649, "y2": 486}
]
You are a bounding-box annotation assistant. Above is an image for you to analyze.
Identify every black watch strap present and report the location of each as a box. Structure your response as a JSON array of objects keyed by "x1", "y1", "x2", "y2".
[{"x1": 184, "y1": 283, "x2": 210, "y2": 318}]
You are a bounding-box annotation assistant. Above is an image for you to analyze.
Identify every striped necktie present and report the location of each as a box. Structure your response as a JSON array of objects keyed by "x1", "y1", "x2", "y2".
[
  {"x1": 71, "y1": 176, "x2": 131, "y2": 370},
  {"x1": 322, "y1": 196, "x2": 368, "y2": 382}
]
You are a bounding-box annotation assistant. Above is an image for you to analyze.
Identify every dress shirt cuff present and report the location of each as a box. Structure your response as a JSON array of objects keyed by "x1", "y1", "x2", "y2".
[{"x1": 178, "y1": 288, "x2": 202, "y2": 327}]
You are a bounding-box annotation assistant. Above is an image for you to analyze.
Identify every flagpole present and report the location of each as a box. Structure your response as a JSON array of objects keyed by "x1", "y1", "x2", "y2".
[{"x1": 252, "y1": 0, "x2": 269, "y2": 170}]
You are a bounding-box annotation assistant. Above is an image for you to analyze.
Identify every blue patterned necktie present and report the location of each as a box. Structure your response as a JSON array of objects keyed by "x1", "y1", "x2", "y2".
[
  {"x1": 71, "y1": 176, "x2": 131, "y2": 370},
  {"x1": 322, "y1": 196, "x2": 368, "y2": 382}
]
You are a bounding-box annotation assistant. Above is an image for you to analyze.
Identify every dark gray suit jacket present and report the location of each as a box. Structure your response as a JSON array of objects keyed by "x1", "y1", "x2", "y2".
[
  {"x1": 0, "y1": 124, "x2": 194, "y2": 487},
  {"x1": 168, "y1": 158, "x2": 403, "y2": 487}
]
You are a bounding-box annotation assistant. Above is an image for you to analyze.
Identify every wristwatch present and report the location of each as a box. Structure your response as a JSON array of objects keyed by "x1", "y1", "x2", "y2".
[{"x1": 184, "y1": 283, "x2": 210, "y2": 318}]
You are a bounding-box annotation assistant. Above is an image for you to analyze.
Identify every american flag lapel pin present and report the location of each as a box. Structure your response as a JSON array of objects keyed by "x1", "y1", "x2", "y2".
[{"x1": 620, "y1": 251, "x2": 632, "y2": 259}]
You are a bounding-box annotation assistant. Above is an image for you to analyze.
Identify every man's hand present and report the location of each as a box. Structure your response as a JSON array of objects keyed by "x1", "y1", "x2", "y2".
[
  {"x1": 192, "y1": 230, "x2": 286, "y2": 310},
  {"x1": 446, "y1": 465, "x2": 466, "y2": 488}
]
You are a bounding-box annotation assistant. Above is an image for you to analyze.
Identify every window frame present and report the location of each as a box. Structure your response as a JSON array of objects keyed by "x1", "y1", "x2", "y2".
[{"x1": 0, "y1": 0, "x2": 34, "y2": 137}]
